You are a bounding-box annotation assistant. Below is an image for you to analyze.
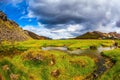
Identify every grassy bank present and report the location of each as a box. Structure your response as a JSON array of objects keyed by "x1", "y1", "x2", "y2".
[
  {"x1": 0, "y1": 49, "x2": 95, "y2": 80},
  {"x1": 100, "y1": 49, "x2": 120, "y2": 80}
]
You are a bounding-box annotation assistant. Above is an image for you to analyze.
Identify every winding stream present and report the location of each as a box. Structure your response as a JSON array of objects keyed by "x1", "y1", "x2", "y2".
[{"x1": 42, "y1": 46, "x2": 115, "y2": 80}]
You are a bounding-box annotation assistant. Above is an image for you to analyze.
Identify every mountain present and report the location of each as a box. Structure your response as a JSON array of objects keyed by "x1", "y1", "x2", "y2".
[
  {"x1": 0, "y1": 11, "x2": 32, "y2": 42},
  {"x1": 24, "y1": 30, "x2": 51, "y2": 40},
  {"x1": 0, "y1": 11, "x2": 49, "y2": 42},
  {"x1": 75, "y1": 31, "x2": 120, "y2": 39}
]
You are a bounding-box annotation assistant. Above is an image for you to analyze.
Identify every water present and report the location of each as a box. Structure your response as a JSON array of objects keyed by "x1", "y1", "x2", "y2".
[
  {"x1": 41, "y1": 46, "x2": 68, "y2": 51},
  {"x1": 98, "y1": 46, "x2": 115, "y2": 53},
  {"x1": 42, "y1": 46, "x2": 115, "y2": 79},
  {"x1": 42, "y1": 46, "x2": 115, "y2": 54}
]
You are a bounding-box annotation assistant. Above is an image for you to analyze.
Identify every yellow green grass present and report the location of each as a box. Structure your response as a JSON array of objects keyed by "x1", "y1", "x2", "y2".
[
  {"x1": 100, "y1": 49, "x2": 120, "y2": 80},
  {"x1": 0, "y1": 49, "x2": 95, "y2": 80},
  {"x1": 0, "y1": 40, "x2": 118, "y2": 80},
  {"x1": 15, "y1": 40, "x2": 114, "y2": 50}
]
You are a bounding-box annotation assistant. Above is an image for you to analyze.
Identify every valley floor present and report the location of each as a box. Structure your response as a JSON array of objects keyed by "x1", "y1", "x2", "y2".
[{"x1": 0, "y1": 40, "x2": 120, "y2": 80}]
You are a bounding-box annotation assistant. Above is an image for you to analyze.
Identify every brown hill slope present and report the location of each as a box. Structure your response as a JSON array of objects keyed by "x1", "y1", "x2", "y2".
[
  {"x1": 24, "y1": 30, "x2": 51, "y2": 40},
  {"x1": 76, "y1": 31, "x2": 120, "y2": 39},
  {"x1": 0, "y1": 11, "x2": 32, "y2": 42},
  {"x1": 0, "y1": 11, "x2": 50, "y2": 42}
]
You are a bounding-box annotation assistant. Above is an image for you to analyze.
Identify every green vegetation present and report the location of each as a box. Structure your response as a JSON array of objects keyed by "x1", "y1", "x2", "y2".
[
  {"x1": 100, "y1": 49, "x2": 120, "y2": 80},
  {"x1": 0, "y1": 49, "x2": 95, "y2": 80},
  {"x1": 16, "y1": 40, "x2": 114, "y2": 50},
  {"x1": 0, "y1": 40, "x2": 119, "y2": 80}
]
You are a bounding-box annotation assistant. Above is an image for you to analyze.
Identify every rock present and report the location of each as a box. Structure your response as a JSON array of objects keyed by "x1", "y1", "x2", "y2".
[
  {"x1": 26, "y1": 53, "x2": 44, "y2": 61},
  {"x1": 2, "y1": 65, "x2": 10, "y2": 71},
  {"x1": 35, "y1": 54, "x2": 44, "y2": 61},
  {"x1": 26, "y1": 53, "x2": 33, "y2": 60},
  {"x1": 114, "y1": 42, "x2": 118, "y2": 48},
  {"x1": 32, "y1": 54, "x2": 44, "y2": 61},
  {"x1": 50, "y1": 58, "x2": 55, "y2": 65},
  {"x1": 51, "y1": 69, "x2": 60, "y2": 77},
  {"x1": 93, "y1": 73, "x2": 98, "y2": 78},
  {"x1": 10, "y1": 73, "x2": 19, "y2": 80},
  {"x1": 90, "y1": 46, "x2": 97, "y2": 50},
  {"x1": 0, "y1": 11, "x2": 7, "y2": 21}
]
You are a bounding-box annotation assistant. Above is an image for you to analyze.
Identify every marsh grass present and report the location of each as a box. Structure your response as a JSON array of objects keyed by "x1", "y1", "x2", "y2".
[
  {"x1": 16, "y1": 40, "x2": 114, "y2": 50},
  {"x1": 100, "y1": 49, "x2": 120, "y2": 80},
  {"x1": 0, "y1": 49, "x2": 95, "y2": 80},
  {"x1": 0, "y1": 40, "x2": 116, "y2": 80}
]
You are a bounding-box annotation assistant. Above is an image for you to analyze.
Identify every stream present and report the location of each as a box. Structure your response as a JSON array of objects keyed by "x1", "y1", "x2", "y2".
[{"x1": 42, "y1": 46, "x2": 115, "y2": 80}]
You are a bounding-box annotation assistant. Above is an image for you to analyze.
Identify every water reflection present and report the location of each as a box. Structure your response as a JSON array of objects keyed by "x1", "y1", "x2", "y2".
[{"x1": 42, "y1": 46, "x2": 115, "y2": 54}]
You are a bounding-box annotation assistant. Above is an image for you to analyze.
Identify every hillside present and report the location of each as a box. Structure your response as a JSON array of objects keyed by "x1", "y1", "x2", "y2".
[
  {"x1": 0, "y1": 11, "x2": 32, "y2": 42},
  {"x1": 76, "y1": 31, "x2": 120, "y2": 39},
  {"x1": 24, "y1": 30, "x2": 51, "y2": 40},
  {"x1": 0, "y1": 11, "x2": 49, "y2": 42}
]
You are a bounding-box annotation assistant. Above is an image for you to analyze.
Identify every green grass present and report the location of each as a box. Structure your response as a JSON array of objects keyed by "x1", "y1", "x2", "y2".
[
  {"x1": 99, "y1": 49, "x2": 120, "y2": 80},
  {"x1": 0, "y1": 58, "x2": 29, "y2": 80},
  {"x1": 0, "y1": 49, "x2": 95, "y2": 80},
  {"x1": 15, "y1": 40, "x2": 114, "y2": 50},
  {"x1": 0, "y1": 40, "x2": 118, "y2": 80}
]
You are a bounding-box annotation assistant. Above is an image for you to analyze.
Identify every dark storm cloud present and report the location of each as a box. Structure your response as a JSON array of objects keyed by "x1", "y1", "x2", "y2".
[
  {"x1": 27, "y1": 0, "x2": 120, "y2": 26},
  {"x1": 28, "y1": 0, "x2": 89, "y2": 26},
  {"x1": 28, "y1": 0, "x2": 108, "y2": 25},
  {"x1": 25, "y1": 0, "x2": 120, "y2": 39}
]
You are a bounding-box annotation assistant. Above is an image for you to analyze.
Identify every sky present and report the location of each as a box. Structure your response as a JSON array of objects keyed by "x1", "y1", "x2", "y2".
[{"x1": 1, "y1": 0, "x2": 120, "y2": 39}]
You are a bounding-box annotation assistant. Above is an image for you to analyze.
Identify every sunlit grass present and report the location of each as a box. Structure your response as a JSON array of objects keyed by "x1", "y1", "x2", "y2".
[
  {"x1": 0, "y1": 39, "x2": 117, "y2": 80},
  {"x1": 15, "y1": 40, "x2": 114, "y2": 50},
  {"x1": 100, "y1": 49, "x2": 120, "y2": 80},
  {"x1": 0, "y1": 49, "x2": 96, "y2": 80}
]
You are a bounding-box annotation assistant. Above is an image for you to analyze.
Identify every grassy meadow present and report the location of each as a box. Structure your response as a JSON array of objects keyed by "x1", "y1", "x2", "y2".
[{"x1": 0, "y1": 40, "x2": 120, "y2": 80}]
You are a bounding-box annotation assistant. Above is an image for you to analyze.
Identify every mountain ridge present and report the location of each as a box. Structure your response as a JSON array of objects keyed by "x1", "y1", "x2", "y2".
[
  {"x1": 75, "y1": 31, "x2": 120, "y2": 39},
  {"x1": 0, "y1": 11, "x2": 49, "y2": 42},
  {"x1": 24, "y1": 30, "x2": 51, "y2": 40}
]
